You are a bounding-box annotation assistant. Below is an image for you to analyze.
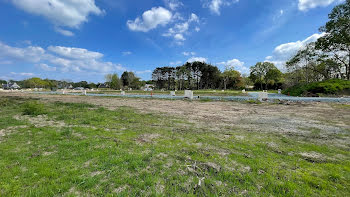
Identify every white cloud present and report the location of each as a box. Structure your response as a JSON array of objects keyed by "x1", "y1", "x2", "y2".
[
  {"x1": 0, "y1": 41, "x2": 127, "y2": 74},
  {"x1": 163, "y1": 0, "x2": 183, "y2": 10},
  {"x1": 10, "y1": 72, "x2": 35, "y2": 77},
  {"x1": 54, "y1": 27, "x2": 74, "y2": 37},
  {"x1": 163, "y1": 13, "x2": 200, "y2": 44},
  {"x1": 11, "y1": 0, "x2": 103, "y2": 28},
  {"x1": 203, "y1": 0, "x2": 239, "y2": 15},
  {"x1": 187, "y1": 57, "x2": 207, "y2": 63},
  {"x1": 265, "y1": 33, "x2": 326, "y2": 69},
  {"x1": 36, "y1": 63, "x2": 57, "y2": 71},
  {"x1": 0, "y1": 41, "x2": 45, "y2": 63},
  {"x1": 174, "y1": 33, "x2": 185, "y2": 41},
  {"x1": 127, "y1": 7, "x2": 173, "y2": 32},
  {"x1": 48, "y1": 46, "x2": 104, "y2": 60},
  {"x1": 218, "y1": 59, "x2": 249, "y2": 74},
  {"x1": 298, "y1": 0, "x2": 345, "y2": 11},
  {"x1": 122, "y1": 51, "x2": 132, "y2": 56},
  {"x1": 182, "y1": 51, "x2": 196, "y2": 56}
]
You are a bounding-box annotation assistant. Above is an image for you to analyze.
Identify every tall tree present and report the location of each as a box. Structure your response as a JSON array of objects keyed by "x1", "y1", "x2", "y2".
[
  {"x1": 249, "y1": 62, "x2": 283, "y2": 90},
  {"x1": 316, "y1": 0, "x2": 350, "y2": 79},
  {"x1": 105, "y1": 73, "x2": 121, "y2": 90}
]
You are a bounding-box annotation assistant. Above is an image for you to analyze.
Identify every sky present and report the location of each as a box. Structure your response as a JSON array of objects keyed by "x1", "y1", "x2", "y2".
[{"x1": 0, "y1": 0, "x2": 345, "y2": 83}]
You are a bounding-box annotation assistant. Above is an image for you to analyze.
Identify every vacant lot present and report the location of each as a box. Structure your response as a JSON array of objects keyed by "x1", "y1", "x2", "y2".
[{"x1": 0, "y1": 92, "x2": 349, "y2": 196}]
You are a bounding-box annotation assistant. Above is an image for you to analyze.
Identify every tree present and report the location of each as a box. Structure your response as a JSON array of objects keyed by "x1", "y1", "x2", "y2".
[
  {"x1": 249, "y1": 62, "x2": 283, "y2": 90},
  {"x1": 316, "y1": 0, "x2": 350, "y2": 79},
  {"x1": 105, "y1": 73, "x2": 121, "y2": 90},
  {"x1": 221, "y1": 68, "x2": 242, "y2": 90}
]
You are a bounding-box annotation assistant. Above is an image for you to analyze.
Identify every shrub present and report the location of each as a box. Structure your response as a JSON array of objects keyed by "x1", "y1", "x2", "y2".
[
  {"x1": 22, "y1": 101, "x2": 46, "y2": 116},
  {"x1": 283, "y1": 79, "x2": 350, "y2": 96},
  {"x1": 0, "y1": 98, "x2": 11, "y2": 107}
]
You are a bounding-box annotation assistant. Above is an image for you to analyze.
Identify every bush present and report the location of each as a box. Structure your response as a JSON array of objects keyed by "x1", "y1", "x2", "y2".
[
  {"x1": 22, "y1": 101, "x2": 46, "y2": 116},
  {"x1": 0, "y1": 98, "x2": 12, "y2": 107},
  {"x1": 282, "y1": 79, "x2": 350, "y2": 96}
]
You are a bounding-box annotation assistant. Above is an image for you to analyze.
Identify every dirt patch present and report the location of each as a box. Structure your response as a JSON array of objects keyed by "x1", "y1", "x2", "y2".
[
  {"x1": 300, "y1": 152, "x2": 327, "y2": 163},
  {"x1": 136, "y1": 133, "x2": 161, "y2": 144},
  {"x1": 13, "y1": 114, "x2": 66, "y2": 128}
]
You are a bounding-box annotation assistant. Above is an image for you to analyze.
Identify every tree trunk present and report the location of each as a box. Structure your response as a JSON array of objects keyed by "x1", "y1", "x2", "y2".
[{"x1": 348, "y1": 51, "x2": 350, "y2": 80}]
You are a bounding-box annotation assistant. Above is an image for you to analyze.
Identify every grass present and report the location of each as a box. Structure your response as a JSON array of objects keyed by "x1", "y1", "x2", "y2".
[{"x1": 0, "y1": 97, "x2": 349, "y2": 196}]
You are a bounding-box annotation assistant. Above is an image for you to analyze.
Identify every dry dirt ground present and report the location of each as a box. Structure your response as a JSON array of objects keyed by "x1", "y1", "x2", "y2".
[{"x1": 1, "y1": 92, "x2": 350, "y2": 147}]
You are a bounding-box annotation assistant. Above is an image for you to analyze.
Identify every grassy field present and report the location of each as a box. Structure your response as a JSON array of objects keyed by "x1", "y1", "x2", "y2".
[{"x1": 0, "y1": 96, "x2": 349, "y2": 196}]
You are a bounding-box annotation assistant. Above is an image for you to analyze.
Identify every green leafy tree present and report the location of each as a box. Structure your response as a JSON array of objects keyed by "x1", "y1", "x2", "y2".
[
  {"x1": 105, "y1": 73, "x2": 121, "y2": 90},
  {"x1": 316, "y1": 0, "x2": 350, "y2": 79},
  {"x1": 221, "y1": 68, "x2": 242, "y2": 90},
  {"x1": 250, "y1": 62, "x2": 283, "y2": 90}
]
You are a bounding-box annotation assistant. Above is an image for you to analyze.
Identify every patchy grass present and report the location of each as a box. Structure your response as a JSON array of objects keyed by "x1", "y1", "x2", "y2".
[{"x1": 0, "y1": 97, "x2": 349, "y2": 196}]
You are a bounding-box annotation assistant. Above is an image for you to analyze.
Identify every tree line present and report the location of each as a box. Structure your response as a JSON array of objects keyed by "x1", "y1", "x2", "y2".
[{"x1": 151, "y1": 62, "x2": 249, "y2": 90}]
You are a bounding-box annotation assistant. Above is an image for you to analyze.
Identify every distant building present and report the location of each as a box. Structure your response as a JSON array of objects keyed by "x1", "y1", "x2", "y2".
[
  {"x1": 98, "y1": 83, "x2": 109, "y2": 89},
  {"x1": 144, "y1": 84, "x2": 154, "y2": 91},
  {"x1": 2, "y1": 82, "x2": 21, "y2": 90}
]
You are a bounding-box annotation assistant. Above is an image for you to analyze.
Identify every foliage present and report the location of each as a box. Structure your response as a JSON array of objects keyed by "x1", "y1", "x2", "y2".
[
  {"x1": 249, "y1": 62, "x2": 284, "y2": 90},
  {"x1": 316, "y1": 0, "x2": 350, "y2": 80},
  {"x1": 282, "y1": 79, "x2": 350, "y2": 96},
  {"x1": 222, "y1": 68, "x2": 243, "y2": 90},
  {"x1": 21, "y1": 101, "x2": 46, "y2": 116},
  {"x1": 121, "y1": 71, "x2": 142, "y2": 89},
  {"x1": 105, "y1": 73, "x2": 121, "y2": 90},
  {"x1": 152, "y1": 61, "x2": 239, "y2": 90}
]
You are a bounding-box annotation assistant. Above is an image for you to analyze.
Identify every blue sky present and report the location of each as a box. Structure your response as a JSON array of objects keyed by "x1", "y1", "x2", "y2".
[{"x1": 0, "y1": 0, "x2": 345, "y2": 83}]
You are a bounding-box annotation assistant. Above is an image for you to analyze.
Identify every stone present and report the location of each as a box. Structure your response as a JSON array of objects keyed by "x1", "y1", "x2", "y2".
[
  {"x1": 258, "y1": 92, "x2": 268, "y2": 101},
  {"x1": 170, "y1": 91, "x2": 176, "y2": 96},
  {"x1": 184, "y1": 90, "x2": 193, "y2": 99}
]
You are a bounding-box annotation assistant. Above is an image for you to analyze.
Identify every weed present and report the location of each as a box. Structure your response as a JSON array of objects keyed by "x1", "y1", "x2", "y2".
[{"x1": 21, "y1": 101, "x2": 46, "y2": 116}]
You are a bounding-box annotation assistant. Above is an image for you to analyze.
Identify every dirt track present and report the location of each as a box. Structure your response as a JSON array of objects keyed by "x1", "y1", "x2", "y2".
[{"x1": 1, "y1": 92, "x2": 350, "y2": 147}]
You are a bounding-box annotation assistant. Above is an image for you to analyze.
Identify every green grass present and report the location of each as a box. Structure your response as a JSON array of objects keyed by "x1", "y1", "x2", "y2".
[{"x1": 0, "y1": 97, "x2": 349, "y2": 196}]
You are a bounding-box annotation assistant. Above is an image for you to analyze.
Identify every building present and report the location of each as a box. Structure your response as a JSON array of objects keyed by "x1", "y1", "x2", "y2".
[
  {"x1": 143, "y1": 84, "x2": 154, "y2": 91},
  {"x1": 1, "y1": 82, "x2": 21, "y2": 90}
]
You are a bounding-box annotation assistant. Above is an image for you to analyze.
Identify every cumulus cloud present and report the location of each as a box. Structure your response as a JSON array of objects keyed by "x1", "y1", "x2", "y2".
[
  {"x1": 265, "y1": 33, "x2": 326, "y2": 69},
  {"x1": 54, "y1": 27, "x2": 74, "y2": 37},
  {"x1": 203, "y1": 0, "x2": 239, "y2": 15},
  {"x1": 187, "y1": 57, "x2": 207, "y2": 63},
  {"x1": 10, "y1": 0, "x2": 103, "y2": 28},
  {"x1": 163, "y1": 0, "x2": 183, "y2": 10},
  {"x1": 218, "y1": 59, "x2": 249, "y2": 74},
  {"x1": 127, "y1": 7, "x2": 173, "y2": 32},
  {"x1": 163, "y1": 13, "x2": 200, "y2": 44},
  {"x1": 0, "y1": 41, "x2": 127, "y2": 74},
  {"x1": 36, "y1": 63, "x2": 57, "y2": 71},
  {"x1": 0, "y1": 41, "x2": 45, "y2": 63},
  {"x1": 48, "y1": 46, "x2": 103, "y2": 60},
  {"x1": 298, "y1": 0, "x2": 345, "y2": 11}
]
